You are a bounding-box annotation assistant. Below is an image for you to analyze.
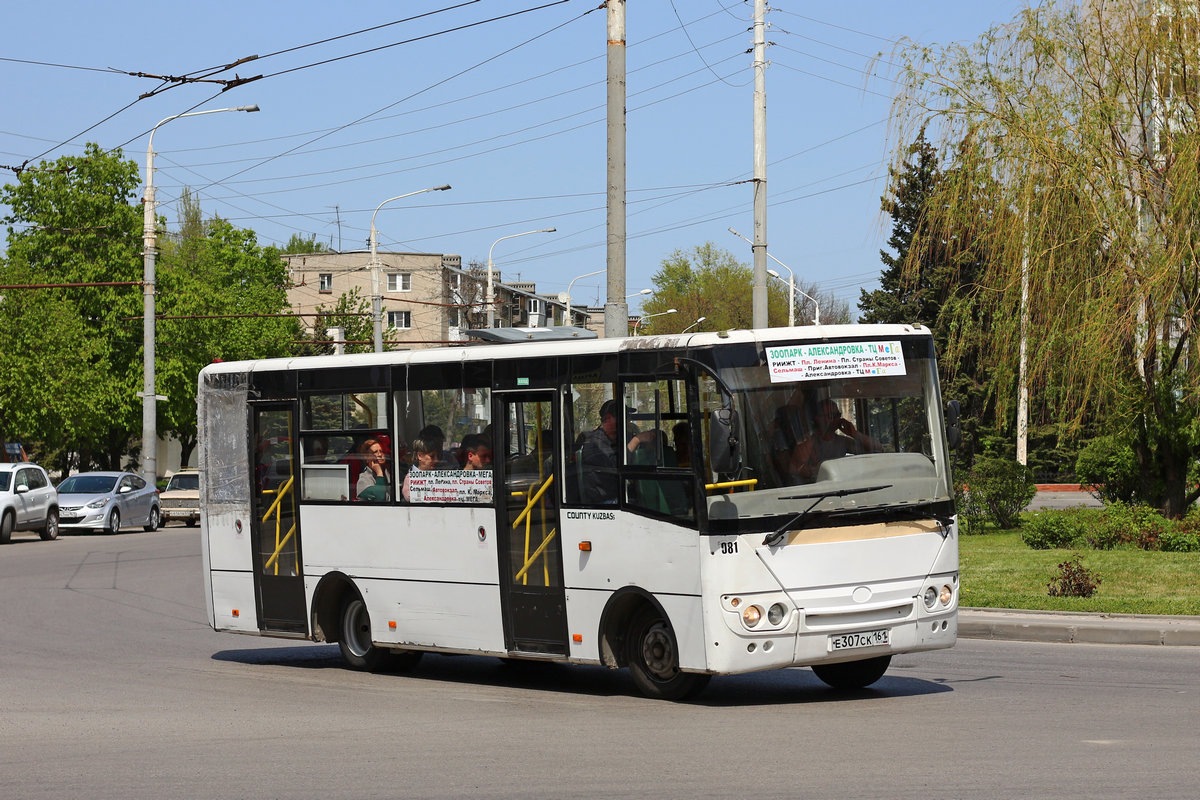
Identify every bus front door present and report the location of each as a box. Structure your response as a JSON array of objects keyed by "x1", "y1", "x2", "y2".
[
  {"x1": 249, "y1": 404, "x2": 307, "y2": 635},
  {"x1": 497, "y1": 393, "x2": 568, "y2": 656}
]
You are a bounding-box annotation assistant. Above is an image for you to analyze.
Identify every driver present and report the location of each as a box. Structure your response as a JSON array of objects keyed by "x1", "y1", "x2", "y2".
[{"x1": 786, "y1": 399, "x2": 877, "y2": 483}]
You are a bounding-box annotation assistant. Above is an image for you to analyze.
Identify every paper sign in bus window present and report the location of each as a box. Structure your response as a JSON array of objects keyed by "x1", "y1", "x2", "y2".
[
  {"x1": 408, "y1": 469, "x2": 493, "y2": 504},
  {"x1": 765, "y1": 341, "x2": 907, "y2": 383}
]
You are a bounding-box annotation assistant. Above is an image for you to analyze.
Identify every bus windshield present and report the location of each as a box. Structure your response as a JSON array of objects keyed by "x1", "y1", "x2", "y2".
[{"x1": 703, "y1": 336, "x2": 953, "y2": 530}]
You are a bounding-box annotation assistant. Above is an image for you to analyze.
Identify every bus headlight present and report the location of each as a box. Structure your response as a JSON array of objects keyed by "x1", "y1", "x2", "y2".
[
  {"x1": 940, "y1": 584, "x2": 954, "y2": 606},
  {"x1": 767, "y1": 603, "x2": 787, "y2": 625},
  {"x1": 923, "y1": 586, "x2": 938, "y2": 609},
  {"x1": 742, "y1": 605, "x2": 763, "y2": 627}
]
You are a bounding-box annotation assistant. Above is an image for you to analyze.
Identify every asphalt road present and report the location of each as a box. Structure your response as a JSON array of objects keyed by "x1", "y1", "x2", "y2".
[{"x1": 2, "y1": 527, "x2": 1196, "y2": 799}]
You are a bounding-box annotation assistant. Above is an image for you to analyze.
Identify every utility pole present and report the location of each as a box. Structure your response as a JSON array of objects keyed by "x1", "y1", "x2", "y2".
[
  {"x1": 751, "y1": 0, "x2": 769, "y2": 328},
  {"x1": 605, "y1": 0, "x2": 628, "y2": 338}
]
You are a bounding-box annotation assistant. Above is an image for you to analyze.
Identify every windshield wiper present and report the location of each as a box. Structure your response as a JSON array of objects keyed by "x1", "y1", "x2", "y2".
[{"x1": 763, "y1": 484, "x2": 893, "y2": 547}]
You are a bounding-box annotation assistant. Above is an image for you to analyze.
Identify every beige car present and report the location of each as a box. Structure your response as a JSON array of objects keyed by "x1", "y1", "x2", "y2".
[{"x1": 160, "y1": 470, "x2": 200, "y2": 526}]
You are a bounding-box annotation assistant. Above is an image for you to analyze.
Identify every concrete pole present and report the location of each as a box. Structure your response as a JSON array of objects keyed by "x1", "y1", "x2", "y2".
[
  {"x1": 142, "y1": 104, "x2": 258, "y2": 486},
  {"x1": 1017, "y1": 212, "x2": 1030, "y2": 466},
  {"x1": 605, "y1": 0, "x2": 629, "y2": 338},
  {"x1": 751, "y1": 0, "x2": 769, "y2": 329},
  {"x1": 142, "y1": 142, "x2": 158, "y2": 487}
]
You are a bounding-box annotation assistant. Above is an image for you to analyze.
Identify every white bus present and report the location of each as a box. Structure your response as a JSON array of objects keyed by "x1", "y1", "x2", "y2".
[{"x1": 199, "y1": 324, "x2": 959, "y2": 699}]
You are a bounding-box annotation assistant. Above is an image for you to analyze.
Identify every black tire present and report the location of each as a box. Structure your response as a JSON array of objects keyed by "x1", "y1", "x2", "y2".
[
  {"x1": 40, "y1": 508, "x2": 59, "y2": 541},
  {"x1": 0, "y1": 510, "x2": 13, "y2": 544},
  {"x1": 105, "y1": 508, "x2": 121, "y2": 535},
  {"x1": 811, "y1": 655, "x2": 892, "y2": 690},
  {"x1": 337, "y1": 595, "x2": 421, "y2": 673},
  {"x1": 143, "y1": 506, "x2": 160, "y2": 532},
  {"x1": 627, "y1": 605, "x2": 710, "y2": 700}
]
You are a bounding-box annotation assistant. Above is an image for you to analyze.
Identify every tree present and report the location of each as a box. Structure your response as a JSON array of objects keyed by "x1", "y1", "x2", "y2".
[
  {"x1": 0, "y1": 144, "x2": 143, "y2": 472},
  {"x1": 891, "y1": 0, "x2": 1200, "y2": 516},
  {"x1": 861, "y1": 131, "x2": 992, "y2": 469},
  {"x1": 283, "y1": 233, "x2": 327, "y2": 254},
  {"x1": 303, "y1": 287, "x2": 373, "y2": 356},
  {"x1": 157, "y1": 199, "x2": 299, "y2": 466},
  {"x1": 642, "y1": 242, "x2": 849, "y2": 333}
]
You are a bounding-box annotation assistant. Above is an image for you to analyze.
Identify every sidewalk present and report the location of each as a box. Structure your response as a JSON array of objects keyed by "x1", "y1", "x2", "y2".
[{"x1": 959, "y1": 607, "x2": 1200, "y2": 646}]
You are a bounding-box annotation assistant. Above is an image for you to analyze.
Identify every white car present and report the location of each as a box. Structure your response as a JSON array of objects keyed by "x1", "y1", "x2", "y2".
[
  {"x1": 0, "y1": 462, "x2": 59, "y2": 543},
  {"x1": 160, "y1": 470, "x2": 200, "y2": 526}
]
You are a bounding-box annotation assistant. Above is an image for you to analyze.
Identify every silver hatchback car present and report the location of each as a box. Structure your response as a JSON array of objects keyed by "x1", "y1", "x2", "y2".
[
  {"x1": 57, "y1": 471, "x2": 161, "y2": 534},
  {"x1": 0, "y1": 462, "x2": 59, "y2": 543}
]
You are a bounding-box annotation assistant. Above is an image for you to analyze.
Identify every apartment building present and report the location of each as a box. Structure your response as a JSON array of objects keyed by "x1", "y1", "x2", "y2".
[{"x1": 282, "y1": 251, "x2": 592, "y2": 349}]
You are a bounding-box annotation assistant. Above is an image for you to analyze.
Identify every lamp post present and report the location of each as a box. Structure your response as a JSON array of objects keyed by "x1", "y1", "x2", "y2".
[
  {"x1": 486, "y1": 227, "x2": 555, "y2": 329},
  {"x1": 142, "y1": 104, "x2": 258, "y2": 486},
  {"x1": 370, "y1": 184, "x2": 451, "y2": 351},
  {"x1": 766, "y1": 269, "x2": 794, "y2": 328},
  {"x1": 729, "y1": 227, "x2": 819, "y2": 325},
  {"x1": 563, "y1": 268, "x2": 603, "y2": 326},
  {"x1": 635, "y1": 308, "x2": 677, "y2": 335},
  {"x1": 683, "y1": 315, "x2": 707, "y2": 333}
]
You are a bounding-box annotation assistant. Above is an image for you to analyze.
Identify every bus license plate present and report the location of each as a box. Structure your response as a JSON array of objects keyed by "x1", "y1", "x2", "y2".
[{"x1": 829, "y1": 629, "x2": 890, "y2": 652}]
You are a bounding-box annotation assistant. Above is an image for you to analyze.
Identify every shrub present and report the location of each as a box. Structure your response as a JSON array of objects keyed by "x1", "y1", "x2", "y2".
[
  {"x1": 1047, "y1": 554, "x2": 1102, "y2": 598},
  {"x1": 1159, "y1": 530, "x2": 1200, "y2": 553},
  {"x1": 955, "y1": 481, "x2": 989, "y2": 534},
  {"x1": 1102, "y1": 502, "x2": 1171, "y2": 551},
  {"x1": 1075, "y1": 435, "x2": 1139, "y2": 504},
  {"x1": 1021, "y1": 510, "x2": 1087, "y2": 549},
  {"x1": 965, "y1": 457, "x2": 1037, "y2": 528}
]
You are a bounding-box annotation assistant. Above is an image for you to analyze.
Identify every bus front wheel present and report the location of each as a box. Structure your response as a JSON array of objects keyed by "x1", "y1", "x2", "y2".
[
  {"x1": 811, "y1": 655, "x2": 891, "y2": 690},
  {"x1": 627, "y1": 606, "x2": 710, "y2": 701},
  {"x1": 337, "y1": 595, "x2": 421, "y2": 673}
]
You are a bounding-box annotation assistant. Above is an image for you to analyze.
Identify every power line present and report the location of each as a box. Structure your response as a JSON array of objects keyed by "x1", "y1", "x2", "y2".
[{"x1": 192, "y1": 3, "x2": 598, "y2": 197}]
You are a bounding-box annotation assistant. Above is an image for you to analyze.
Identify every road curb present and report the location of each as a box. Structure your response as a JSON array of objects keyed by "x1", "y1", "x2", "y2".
[{"x1": 959, "y1": 608, "x2": 1200, "y2": 646}]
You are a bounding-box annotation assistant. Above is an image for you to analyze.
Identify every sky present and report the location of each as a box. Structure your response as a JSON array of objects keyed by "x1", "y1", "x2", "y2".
[{"x1": 1, "y1": 0, "x2": 1031, "y2": 317}]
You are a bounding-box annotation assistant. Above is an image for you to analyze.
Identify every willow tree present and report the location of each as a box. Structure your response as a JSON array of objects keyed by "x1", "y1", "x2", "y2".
[{"x1": 889, "y1": 0, "x2": 1200, "y2": 517}]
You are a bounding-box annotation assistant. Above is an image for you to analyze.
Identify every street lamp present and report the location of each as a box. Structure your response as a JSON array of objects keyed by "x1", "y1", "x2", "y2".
[
  {"x1": 486, "y1": 227, "x2": 556, "y2": 328},
  {"x1": 683, "y1": 315, "x2": 707, "y2": 333},
  {"x1": 562, "y1": 268, "x2": 603, "y2": 326},
  {"x1": 370, "y1": 184, "x2": 451, "y2": 351},
  {"x1": 142, "y1": 104, "x2": 258, "y2": 486},
  {"x1": 765, "y1": 269, "x2": 794, "y2": 328},
  {"x1": 729, "y1": 226, "x2": 820, "y2": 325},
  {"x1": 635, "y1": 308, "x2": 677, "y2": 335}
]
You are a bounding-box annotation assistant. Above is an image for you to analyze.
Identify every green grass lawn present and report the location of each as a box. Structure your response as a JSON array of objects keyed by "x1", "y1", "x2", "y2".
[{"x1": 960, "y1": 531, "x2": 1200, "y2": 615}]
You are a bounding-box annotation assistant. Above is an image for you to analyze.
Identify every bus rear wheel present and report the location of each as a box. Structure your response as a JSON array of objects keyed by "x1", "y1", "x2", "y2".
[
  {"x1": 811, "y1": 655, "x2": 891, "y2": 690},
  {"x1": 627, "y1": 606, "x2": 710, "y2": 701},
  {"x1": 337, "y1": 595, "x2": 421, "y2": 673}
]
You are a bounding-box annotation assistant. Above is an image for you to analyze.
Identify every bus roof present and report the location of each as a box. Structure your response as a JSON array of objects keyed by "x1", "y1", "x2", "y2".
[{"x1": 198, "y1": 323, "x2": 933, "y2": 379}]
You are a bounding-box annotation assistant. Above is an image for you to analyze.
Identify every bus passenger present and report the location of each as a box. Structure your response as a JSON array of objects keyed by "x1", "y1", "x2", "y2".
[
  {"x1": 462, "y1": 434, "x2": 493, "y2": 470},
  {"x1": 402, "y1": 435, "x2": 442, "y2": 502},
  {"x1": 356, "y1": 438, "x2": 392, "y2": 502},
  {"x1": 580, "y1": 399, "x2": 656, "y2": 504}
]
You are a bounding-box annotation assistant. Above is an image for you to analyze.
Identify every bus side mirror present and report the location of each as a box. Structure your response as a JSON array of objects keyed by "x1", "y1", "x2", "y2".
[
  {"x1": 945, "y1": 399, "x2": 962, "y2": 451},
  {"x1": 709, "y1": 407, "x2": 740, "y2": 473}
]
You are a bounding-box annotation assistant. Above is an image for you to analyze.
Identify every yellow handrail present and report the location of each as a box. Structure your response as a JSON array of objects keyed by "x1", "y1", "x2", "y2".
[
  {"x1": 264, "y1": 524, "x2": 297, "y2": 573},
  {"x1": 512, "y1": 473, "x2": 555, "y2": 585},
  {"x1": 514, "y1": 527, "x2": 558, "y2": 583},
  {"x1": 705, "y1": 478, "x2": 758, "y2": 492},
  {"x1": 261, "y1": 475, "x2": 296, "y2": 576},
  {"x1": 511, "y1": 474, "x2": 554, "y2": 529}
]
